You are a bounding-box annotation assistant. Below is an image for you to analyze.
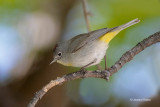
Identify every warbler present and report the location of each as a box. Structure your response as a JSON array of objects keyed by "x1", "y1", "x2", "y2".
[{"x1": 50, "y1": 18, "x2": 140, "y2": 69}]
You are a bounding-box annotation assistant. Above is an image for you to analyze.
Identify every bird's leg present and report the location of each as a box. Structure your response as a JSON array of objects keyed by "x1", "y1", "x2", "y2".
[
  {"x1": 103, "y1": 54, "x2": 111, "y2": 81},
  {"x1": 104, "y1": 54, "x2": 109, "y2": 70}
]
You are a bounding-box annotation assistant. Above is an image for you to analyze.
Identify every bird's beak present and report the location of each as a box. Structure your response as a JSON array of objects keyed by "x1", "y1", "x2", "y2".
[{"x1": 50, "y1": 58, "x2": 57, "y2": 65}]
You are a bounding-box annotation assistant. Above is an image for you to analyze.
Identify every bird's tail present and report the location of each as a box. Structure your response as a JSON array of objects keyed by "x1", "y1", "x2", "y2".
[
  {"x1": 112, "y1": 18, "x2": 140, "y2": 31},
  {"x1": 99, "y1": 18, "x2": 140, "y2": 43}
]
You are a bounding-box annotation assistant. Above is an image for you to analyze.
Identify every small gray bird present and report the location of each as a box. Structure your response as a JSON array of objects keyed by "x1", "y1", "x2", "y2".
[{"x1": 50, "y1": 18, "x2": 140, "y2": 69}]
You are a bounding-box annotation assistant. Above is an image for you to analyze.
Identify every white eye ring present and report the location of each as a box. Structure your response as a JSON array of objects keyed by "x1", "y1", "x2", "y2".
[{"x1": 58, "y1": 52, "x2": 62, "y2": 56}]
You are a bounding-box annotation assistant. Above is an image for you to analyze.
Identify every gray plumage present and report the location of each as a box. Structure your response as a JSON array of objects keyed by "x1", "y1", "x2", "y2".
[{"x1": 50, "y1": 18, "x2": 140, "y2": 68}]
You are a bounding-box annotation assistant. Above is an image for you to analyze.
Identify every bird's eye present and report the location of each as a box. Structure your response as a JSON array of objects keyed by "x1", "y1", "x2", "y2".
[{"x1": 58, "y1": 52, "x2": 62, "y2": 56}]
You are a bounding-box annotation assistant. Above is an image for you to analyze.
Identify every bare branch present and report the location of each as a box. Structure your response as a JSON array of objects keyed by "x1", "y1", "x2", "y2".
[
  {"x1": 27, "y1": 70, "x2": 109, "y2": 107},
  {"x1": 109, "y1": 31, "x2": 160, "y2": 75},
  {"x1": 28, "y1": 31, "x2": 160, "y2": 107}
]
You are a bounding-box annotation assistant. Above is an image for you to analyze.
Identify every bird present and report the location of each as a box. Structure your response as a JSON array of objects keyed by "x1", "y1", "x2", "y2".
[{"x1": 50, "y1": 18, "x2": 140, "y2": 70}]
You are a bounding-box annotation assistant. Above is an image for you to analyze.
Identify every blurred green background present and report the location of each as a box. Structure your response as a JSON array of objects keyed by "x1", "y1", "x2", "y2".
[{"x1": 0, "y1": 0, "x2": 160, "y2": 107}]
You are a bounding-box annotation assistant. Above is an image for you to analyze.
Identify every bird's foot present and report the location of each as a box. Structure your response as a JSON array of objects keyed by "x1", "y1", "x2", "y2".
[
  {"x1": 80, "y1": 67, "x2": 87, "y2": 72},
  {"x1": 102, "y1": 70, "x2": 111, "y2": 81},
  {"x1": 79, "y1": 67, "x2": 87, "y2": 78}
]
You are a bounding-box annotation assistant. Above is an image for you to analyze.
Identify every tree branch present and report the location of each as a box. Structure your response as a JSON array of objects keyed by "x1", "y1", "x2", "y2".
[
  {"x1": 81, "y1": 0, "x2": 91, "y2": 32},
  {"x1": 109, "y1": 31, "x2": 160, "y2": 75},
  {"x1": 27, "y1": 31, "x2": 160, "y2": 107}
]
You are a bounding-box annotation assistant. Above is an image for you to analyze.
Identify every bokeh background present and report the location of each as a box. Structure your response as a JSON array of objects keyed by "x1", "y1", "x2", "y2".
[{"x1": 0, "y1": 0, "x2": 160, "y2": 107}]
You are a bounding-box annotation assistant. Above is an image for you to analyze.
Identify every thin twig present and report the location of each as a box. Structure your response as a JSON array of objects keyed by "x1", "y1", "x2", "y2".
[
  {"x1": 81, "y1": 0, "x2": 91, "y2": 32},
  {"x1": 28, "y1": 31, "x2": 160, "y2": 107}
]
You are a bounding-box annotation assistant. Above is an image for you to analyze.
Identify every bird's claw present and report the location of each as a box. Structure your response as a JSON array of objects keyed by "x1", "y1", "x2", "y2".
[{"x1": 102, "y1": 70, "x2": 111, "y2": 81}]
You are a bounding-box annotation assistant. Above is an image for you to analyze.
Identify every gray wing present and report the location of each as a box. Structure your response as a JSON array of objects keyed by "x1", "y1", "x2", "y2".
[
  {"x1": 71, "y1": 27, "x2": 115, "y2": 53},
  {"x1": 71, "y1": 18, "x2": 140, "y2": 53}
]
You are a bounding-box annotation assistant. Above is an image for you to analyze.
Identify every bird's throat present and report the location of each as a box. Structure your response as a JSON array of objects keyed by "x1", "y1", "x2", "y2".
[{"x1": 57, "y1": 60, "x2": 72, "y2": 66}]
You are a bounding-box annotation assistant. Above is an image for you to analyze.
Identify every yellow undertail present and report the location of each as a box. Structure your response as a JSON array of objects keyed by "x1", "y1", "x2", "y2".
[{"x1": 99, "y1": 30, "x2": 121, "y2": 43}]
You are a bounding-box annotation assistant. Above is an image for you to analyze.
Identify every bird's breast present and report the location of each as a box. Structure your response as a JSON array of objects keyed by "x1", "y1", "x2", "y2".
[{"x1": 69, "y1": 40, "x2": 108, "y2": 67}]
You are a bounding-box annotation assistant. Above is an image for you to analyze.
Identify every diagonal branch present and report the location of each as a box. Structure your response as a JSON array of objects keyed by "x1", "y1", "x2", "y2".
[
  {"x1": 27, "y1": 31, "x2": 160, "y2": 107},
  {"x1": 109, "y1": 31, "x2": 160, "y2": 75}
]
